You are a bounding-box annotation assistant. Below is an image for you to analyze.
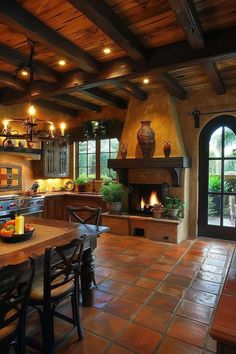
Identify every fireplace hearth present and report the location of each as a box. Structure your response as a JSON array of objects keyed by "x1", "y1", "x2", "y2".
[{"x1": 128, "y1": 183, "x2": 169, "y2": 216}]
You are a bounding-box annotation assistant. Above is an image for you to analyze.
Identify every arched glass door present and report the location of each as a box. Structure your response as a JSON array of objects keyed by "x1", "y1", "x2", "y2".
[{"x1": 199, "y1": 116, "x2": 236, "y2": 240}]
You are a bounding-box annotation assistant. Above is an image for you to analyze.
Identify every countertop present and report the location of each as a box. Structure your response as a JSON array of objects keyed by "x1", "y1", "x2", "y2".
[{"x1": 40, "y1": 191, "x2": 102, "y2": 198}]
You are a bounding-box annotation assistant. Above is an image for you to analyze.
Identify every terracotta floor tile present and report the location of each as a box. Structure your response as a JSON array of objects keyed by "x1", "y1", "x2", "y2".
[
  {"x1": 191, "y1": 279, "x2": 221, "y2": 295},
  {"x1": 156, "y1": 257, "x2": 177, "y2": 266},
  {"x1": 110, "y1": 270, "x2": 139, "y2": 284},
  {"x1": 204, "y1": 258, "x2": 226, "y2": 267},
  {"x1": 198, "y1": 270, "x2": 223, "y2": 283},
  {"x1": 151, "y1": 263, "x2": 174, "y2": 272},
  {"x1": 80, "y1": 306, "x2": 101, "y2": 323},
  {"x1": 59, "y1": 330, "x2": 110, "y2": 354},
  {"x1": 106, "y1": 344, "x2": 135, "y2": 354},
  {"x1": 123, "y1": 263, "x2": 148, "y2": 274},
  {"x1": 167, "y1": 316, "x2": 207, "y2": 347},
  {"x1": 134, "y1": 305, "x2": 172, "y2": 332},
  {"x1": 117, "y1": 323, "x2": 162, "y2": 354},
  {"x1": 183, "y1": 254, "x2": 204, "y2": 263},
  {"x1": 95, "y1": 266, "x2": 115, "y2": 278},
  {"x1": 94, "y1": 275, "x2": 107, "y2": 285},
  {"x1": 135, "y1": 276, "x2": 160, "y2": 289},
  {"x1": 148, "y1": 292, "x2": 180, "y2": 312},
  {"x1": 98, "y1": 279, "x2": 128, "y2": 295},
  {"x1": 178, "y1": 260, "x2": 200, "y2": 271},
  {"x1": 156, "y1": 336, "x2": 202, "y2": 354},
  {"x1": 177, "y1": 300, "x2": 213, "y2": 324},
  {"x1": 104, "y1": 297, "x2": 140, "y2": 319},
  {"x1": 142, "y1": 269, "x2": 168, "y2": 280},
  {"x1": 165, "y1": 273, "x2": 192, "y2": 287},
  {"x1": 102, "y1": 260, "x2": 127, "y2": 270},
  {"x1": 200, "y1": 264, "x2": 224, "y2": 275},
  {"x1": 185, "y1": 288, "x2": 217, "y2": 307},
  {"x1": 93, "y1": 290, "x2": 114, "y2": 309},
  {"x1": 121, "y1": 285, "x2": 153, "y2": 303},
  {"x1": 159, "y1": 282, "x2": 186, "y2": 298},
  {"x1": 188, "y1": 249, "x2": 208, "y2": 257},
  {"x1": 173, "y1": 266, "x2": 196, "y2": 277},
  {"x1": 84, "y1": 312, "x2": 127, "y2": 340}
]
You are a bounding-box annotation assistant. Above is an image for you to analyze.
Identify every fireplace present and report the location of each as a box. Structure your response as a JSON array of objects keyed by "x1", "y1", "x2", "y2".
[{"x1": 128, "y1": 183, "x2": 169, "y2": 216}]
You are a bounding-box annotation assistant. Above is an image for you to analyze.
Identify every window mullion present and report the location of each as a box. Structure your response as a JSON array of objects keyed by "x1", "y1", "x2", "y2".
[{"x1": 96, "y1": 140, "x2": 100, "y2": 180}]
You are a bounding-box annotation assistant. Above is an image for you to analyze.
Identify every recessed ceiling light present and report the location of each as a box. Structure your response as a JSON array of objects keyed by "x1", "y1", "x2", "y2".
[
  {"x1": 103, "y1": 47, "x2": 111, "y2": 55},
  {"x1": 21, "y1": 70, "x2": 28, "y2": 77},
  {"x1": 58, "y1": 59, "x2": 66, "y2": 66},
  {"x1": 143, "y1": 77, "x2": 150, "y2": 85}
]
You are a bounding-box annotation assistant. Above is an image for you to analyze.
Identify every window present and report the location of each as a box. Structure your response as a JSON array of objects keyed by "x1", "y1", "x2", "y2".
[{"x1": 77, "y1": 138, "x2": 119, "y2": 179}]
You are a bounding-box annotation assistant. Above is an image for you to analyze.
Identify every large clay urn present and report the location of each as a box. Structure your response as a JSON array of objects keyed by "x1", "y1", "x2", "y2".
[{"x1": 137, "y1": 121, "x2": 155, "y2": 158}]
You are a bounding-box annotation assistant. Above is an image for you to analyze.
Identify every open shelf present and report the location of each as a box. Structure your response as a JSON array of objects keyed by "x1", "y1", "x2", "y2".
[{"x1": 0, "y1": 146, "x2": 42, "y2": 160}]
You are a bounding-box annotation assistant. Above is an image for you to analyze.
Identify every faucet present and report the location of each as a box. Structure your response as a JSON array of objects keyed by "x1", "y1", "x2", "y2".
[{"x1": 28, "y1": 181, "x2": 40, "y2": 194}]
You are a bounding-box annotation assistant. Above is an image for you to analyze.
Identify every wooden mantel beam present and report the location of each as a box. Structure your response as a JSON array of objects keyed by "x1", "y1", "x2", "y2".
[
  {"x1": 4, "y1": 25, "x2": 236, "y2": 106},
  {"x1": 116, "y1": 81, "x2": 147, "y2": 101},
  {"x1": 48, "y1": 94, "x2": 101, "y2": 112},
  {"x1": 159, "y1": 73, "x2": 187, "y2": 100},
  {"x1": 0, "y1": 72, "x2": 27, "y2": 91},
  {"x1": 68, "y1": 0, "x2": 147, "y2": 61},
  {"x1": 81, "y1": 88, "x2": 128, "y2": 109},
  {"x1": 203, "y1": 62, "x2": 225, "y2": 95},
  {"x1": 36, "y1": 99, "x2": 79, "y2": 116},
  {"x1": 0, "y1": 0, "x2": 100, "y2": 73},
  {"x1": 167, "y1": 0, "x2": 204, "y2": 50}
]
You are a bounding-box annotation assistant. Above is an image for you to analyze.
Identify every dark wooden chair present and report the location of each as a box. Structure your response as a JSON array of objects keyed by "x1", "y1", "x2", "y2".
[
  {"x1": 0, "y1": 258, "x2": 35, "y2": 354},
  {"x1": 27, "y1": 238, "x2": 85, "y2": 354},
  {"x1": 67, "y1": 206, "x2": 102, "y2": 287},
  {"x1": 67, "y1": 206, "x2": 102, "y2": 230}
]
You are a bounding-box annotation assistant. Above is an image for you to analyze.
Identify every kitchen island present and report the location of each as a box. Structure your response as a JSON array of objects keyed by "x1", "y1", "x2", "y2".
[{"x1": 0, "y1": 217, "x2": 109, "y2": 307}]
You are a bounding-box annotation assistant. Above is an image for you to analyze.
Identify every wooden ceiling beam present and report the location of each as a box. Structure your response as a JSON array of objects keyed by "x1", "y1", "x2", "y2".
[
  {"x1": 167, "y1": 0, "x2": 204, "y2": 50},
  {"x1": 81, "y1": 88, "x2": 128, "y2": 109},
  {"x1": 4, "y1": 26, "x2": 236, "y2": 105},
  {"x1": 0, "y1": 1, "x2": 100, "y2": 73},
  {"x1": 35, "y1": 99, "x2": 79, "y2": 116},
  {"x1": 0, "y1": 43, "x2": 58, "y2": 82},
  {"x1": 0, "y1": 72, "x2": 27, "y2": 91},
  {"x1": 48, "y1": 94, "x2": 101, "y2": 112},
  {"x1": 116, "y1": 81, "x2": 147, "y2": 101},
  {"x1": 203, "y1": 62, "x2": 225, "y2": 95},
  {"x1": 68, "y1": 0, "x2": 147, "y2": 61},
  {"x1": 159, "y1": 73, "x2": 187, "y2": 100}
]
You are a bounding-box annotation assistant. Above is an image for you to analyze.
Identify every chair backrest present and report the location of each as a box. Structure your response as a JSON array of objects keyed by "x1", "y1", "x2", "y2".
[
  {"x1": 0, "y1": 258, "x2": 35, "y2": 330},
  {"x1": 67, "y1": 206, "x2": 102, "y2": 230},
  {"x1": 43, "y1": 238, "x2": 85, "y2": 301}
]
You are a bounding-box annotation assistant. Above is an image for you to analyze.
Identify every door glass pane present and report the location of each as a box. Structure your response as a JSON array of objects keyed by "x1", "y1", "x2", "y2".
[
  {"x1": 209, "y1": 127, "x2": 222, "y2": 158},
  {"x1": 208, "y1": 194, "x2": 221, "y2": 226},
  {"x1": 224, "y1": 127, "x2": 236, "y2": 157},
  {"x1": 88, "y1": 154, "x2": 96, "y2": 166},
  {"x1": 208, "y1": 160, "x2": 221, "y2": 192},
  {"x1": 101, "y1": 139, "x2": 109, "y2": 152},
  {"x1": 224, "y1": 160, "x2": 236, "y2": 193},
  {"x1": 79, "y1": 154, "x2": 87, "y2": 166},
  {"x1": 100, "y1": 152, "x2": 109, "y2": 166},
  {"x1": 223, "y1": 195, "x2": 236, "y2": 227}
]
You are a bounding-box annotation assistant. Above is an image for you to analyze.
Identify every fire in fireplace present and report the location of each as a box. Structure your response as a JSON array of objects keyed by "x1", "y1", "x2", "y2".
[{"x1": 128, "y1": 183, "x2": 169, "y2": 216}]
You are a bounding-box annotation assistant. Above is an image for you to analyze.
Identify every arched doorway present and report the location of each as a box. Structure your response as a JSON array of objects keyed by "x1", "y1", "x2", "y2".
[{"x1": 198, "y1": 115, "x2": 236, "y2": 240}]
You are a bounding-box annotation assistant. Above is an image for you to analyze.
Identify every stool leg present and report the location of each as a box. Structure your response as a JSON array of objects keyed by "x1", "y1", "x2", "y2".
[
  {"x1": 41, "y1": 309, "x2": 54, "y2": 354},
  {"x1": 72, "y1": 283, "x2": 83, "y2": 340}
]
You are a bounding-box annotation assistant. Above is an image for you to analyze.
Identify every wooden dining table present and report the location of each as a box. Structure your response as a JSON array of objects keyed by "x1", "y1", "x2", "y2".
[{"x1": 0, "y1": 217, "x2": 109, "y2": 307}]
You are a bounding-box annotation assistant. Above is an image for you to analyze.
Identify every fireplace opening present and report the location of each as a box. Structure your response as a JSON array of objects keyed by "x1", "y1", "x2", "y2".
[{"x1": 128, "y1": 183, "x2": 169, "y2": 216}]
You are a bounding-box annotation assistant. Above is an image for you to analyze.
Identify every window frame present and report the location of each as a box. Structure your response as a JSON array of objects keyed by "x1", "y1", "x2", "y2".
[{"x1": 76, "y1": 138, "x2": 119, "y2": 180}]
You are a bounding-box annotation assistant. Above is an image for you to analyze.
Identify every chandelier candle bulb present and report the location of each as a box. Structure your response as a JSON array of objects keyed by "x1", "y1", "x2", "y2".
[
  {"x1": 3, "y1": 119, "x2": 9, "y2": 132},
  {"x1": 28, "y1": 105, "x2": 36, "y2": 122},
  {"x1": 60, "y1": 122, "x2": 66, "y2": 136},
  {"x1": 49, "y1": 123, "x2": 55, "y2": 136}
]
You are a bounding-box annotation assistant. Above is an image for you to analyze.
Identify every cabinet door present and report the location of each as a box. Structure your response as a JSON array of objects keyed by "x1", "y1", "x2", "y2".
[
  {"x1": 57, "y1": 144, "x2": 70, "y2": 177},
  {"x1": 44, "y1": 142, "x2": 57, "y2": 177},
  {"x1": 44, "y1": 142, "x2": 70, "y2": 178}
]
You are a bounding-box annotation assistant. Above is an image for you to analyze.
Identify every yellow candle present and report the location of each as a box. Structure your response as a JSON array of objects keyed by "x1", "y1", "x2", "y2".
[{"x1": 15, "y1": 216, "x2": 24, "y2": 234}]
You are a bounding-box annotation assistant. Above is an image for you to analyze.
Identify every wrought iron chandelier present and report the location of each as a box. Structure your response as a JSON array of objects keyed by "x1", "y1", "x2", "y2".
[{"x1": 0, "y1": 40, "x2": 67, "y2": 147}]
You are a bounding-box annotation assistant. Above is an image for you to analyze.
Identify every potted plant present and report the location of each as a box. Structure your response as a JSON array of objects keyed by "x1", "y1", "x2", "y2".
[
  {"x1": 74, "y1": 174, "x2": 90, "y2": 192},
  {"x1": 165, "y1": 196, "x2": 184, "y2": 218},
  {"x1": 100, "y1": 182, "x2": 124, "y2": 214}
]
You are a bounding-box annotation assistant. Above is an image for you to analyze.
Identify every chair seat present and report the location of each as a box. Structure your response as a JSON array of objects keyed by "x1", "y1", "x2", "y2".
[{"x1": 30, "y1": 275, "x2": 74, "y2": 302}]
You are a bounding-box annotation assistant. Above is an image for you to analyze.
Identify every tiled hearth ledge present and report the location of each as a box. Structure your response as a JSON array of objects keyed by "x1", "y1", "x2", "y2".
[{"x1": 101, "y1": 213, "x2": 185, "y2": 244}]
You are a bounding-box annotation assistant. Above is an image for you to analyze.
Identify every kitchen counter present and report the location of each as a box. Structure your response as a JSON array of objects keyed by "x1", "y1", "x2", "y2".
[{"x1": 42, "y1": 191, "x2": 102, "y2": 198}]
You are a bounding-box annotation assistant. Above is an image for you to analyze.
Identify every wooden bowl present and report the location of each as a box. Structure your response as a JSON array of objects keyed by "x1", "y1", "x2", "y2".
[{"x1": 0, "y1": 229, "x2": 35, "y2": 243}]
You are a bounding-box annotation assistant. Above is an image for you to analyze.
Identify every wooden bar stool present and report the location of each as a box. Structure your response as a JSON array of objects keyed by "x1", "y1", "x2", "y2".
[
  {"x1": 26, "y1": 238, "x2": 85, "y2": 354},
  {"x1": 0, "y1": 258, "x2": 35, "y2": 354}
]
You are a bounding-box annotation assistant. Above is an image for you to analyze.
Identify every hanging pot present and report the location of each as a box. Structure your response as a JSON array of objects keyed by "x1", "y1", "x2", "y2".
[{"x1": 137, "y1": 121, "x2": 155, "y2": 158}]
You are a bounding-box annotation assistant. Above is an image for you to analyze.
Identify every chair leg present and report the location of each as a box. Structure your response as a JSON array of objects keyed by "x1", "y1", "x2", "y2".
[
  {"x1": 71, "y1": 290, "x2": 83, "y2": 340},
  {"x1": 40, "y1": 309, "x2": 54, "y2": 354},
  {"x1": 93, "y1": 274, "x2": 97, "y2": 288}
]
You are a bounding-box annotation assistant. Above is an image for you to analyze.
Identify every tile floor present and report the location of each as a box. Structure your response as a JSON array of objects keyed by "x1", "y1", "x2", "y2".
[{"x1": 23, "y1": 233, "x2": 235, "y2": 354}]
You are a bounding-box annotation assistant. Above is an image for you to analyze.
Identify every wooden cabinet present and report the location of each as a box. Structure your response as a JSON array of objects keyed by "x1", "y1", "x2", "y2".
[{"x1": 33, "y1": 142, "x2": 70, "y2": 178}]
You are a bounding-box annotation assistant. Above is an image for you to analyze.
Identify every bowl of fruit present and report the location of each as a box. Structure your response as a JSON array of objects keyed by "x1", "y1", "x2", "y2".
[{"x1": 0, "y1": 220, "x2": 35, "y2": 243}]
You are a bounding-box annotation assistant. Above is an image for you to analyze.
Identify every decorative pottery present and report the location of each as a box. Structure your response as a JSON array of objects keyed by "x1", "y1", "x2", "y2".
[
  {"x1": 163, "y1": 141, "x2": 171, "y2": 158},
  {"x1": 107, "y1": 201, "x2": 122, "y2": 214},
  {"x1": 167, "y1": 208, "x2": 179, "y2": 218},
  {"x1": 120, "y1": 143, "x2": 128, "y2": 159},
  {"x1": 137, "y1": 121, "x2": 155, "y2": 158}
]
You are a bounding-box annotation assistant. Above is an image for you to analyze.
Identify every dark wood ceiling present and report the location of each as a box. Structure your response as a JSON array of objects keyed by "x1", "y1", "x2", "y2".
[{"x1": 0, "y1": 0, "x2": 236, "y2": 115}]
